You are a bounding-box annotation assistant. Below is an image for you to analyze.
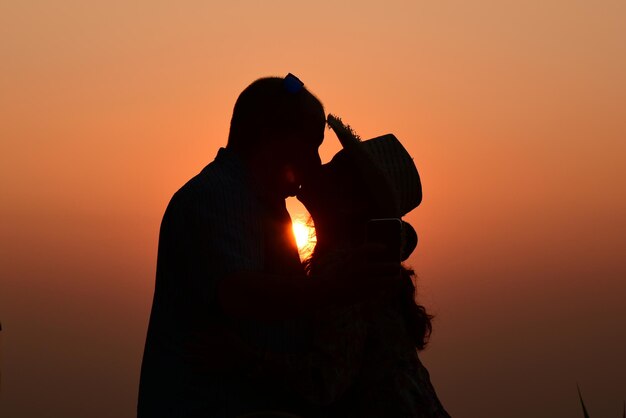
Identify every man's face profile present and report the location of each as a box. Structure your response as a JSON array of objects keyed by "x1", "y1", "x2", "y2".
[
  {"x1": 226, "y1": 75, "x2": 326, "y2": 198},
  {"x1": 273, "y1": 124, "x2": 324, "y2": 197}
]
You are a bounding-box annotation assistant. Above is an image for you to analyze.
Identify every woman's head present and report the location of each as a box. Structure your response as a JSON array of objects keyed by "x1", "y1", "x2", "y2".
[
  {"x1": 297, "y1": 115, "x2": 422, "y2": 251},
  {"x1": 297, "y1": 149, "x2": 392, "y2": 248}
]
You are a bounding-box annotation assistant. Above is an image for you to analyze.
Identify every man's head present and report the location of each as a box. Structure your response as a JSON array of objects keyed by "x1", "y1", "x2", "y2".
[{"x1": 227, "y1": 74, "x2": 326, "y2": 198}]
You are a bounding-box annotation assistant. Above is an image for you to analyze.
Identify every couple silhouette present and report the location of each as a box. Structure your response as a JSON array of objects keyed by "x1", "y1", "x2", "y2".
[{"x1": 138, "y1": 74, "x2": 450, "y2": 418}]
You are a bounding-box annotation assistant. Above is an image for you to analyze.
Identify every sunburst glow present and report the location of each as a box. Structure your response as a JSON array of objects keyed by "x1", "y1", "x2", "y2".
[{"x1": 292, "y1": 219, "x2": 316, "y2": 259}]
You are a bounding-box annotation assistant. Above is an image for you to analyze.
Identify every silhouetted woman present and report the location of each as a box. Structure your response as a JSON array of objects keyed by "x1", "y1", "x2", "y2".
[{"x1": 247, "y1": 115, "x2": 450, "y2": 417}]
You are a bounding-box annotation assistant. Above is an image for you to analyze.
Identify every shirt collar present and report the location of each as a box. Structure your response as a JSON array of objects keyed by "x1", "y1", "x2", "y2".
[
  {"x1": 214, "y1": 147, "x2": 282, "y2": 204},
  {"x1": 214, "y1": 147, "x2": 248, "y2": 183}
]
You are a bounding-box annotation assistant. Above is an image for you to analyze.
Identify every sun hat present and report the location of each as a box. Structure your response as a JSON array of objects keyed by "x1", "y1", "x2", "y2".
[
  {"x1": 326, "y1": 114, "x2": 422, "y2": 217},
  {"x1": 326, "y1": 114, "x2": 422, "y2": 260}
]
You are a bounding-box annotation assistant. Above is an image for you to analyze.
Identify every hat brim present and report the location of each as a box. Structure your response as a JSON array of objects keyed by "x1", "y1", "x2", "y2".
[{"x1": 401, "y1": 221, "x2": 418, "y2": 261}]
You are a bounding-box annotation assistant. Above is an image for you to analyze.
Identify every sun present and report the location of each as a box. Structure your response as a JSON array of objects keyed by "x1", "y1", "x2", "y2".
[{"x1": 292, "y1": 219, "x2": 316, "y2": 259}]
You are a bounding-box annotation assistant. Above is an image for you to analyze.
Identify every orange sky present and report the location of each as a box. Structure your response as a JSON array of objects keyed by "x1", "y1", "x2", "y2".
[{"x1": 1, "y1": 1, "x2": 625, "y2": 417}]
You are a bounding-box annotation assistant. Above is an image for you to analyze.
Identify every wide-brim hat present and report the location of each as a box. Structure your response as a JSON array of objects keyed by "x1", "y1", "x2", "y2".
[
  {"x1": 326, "y1": 114, "x2": 422, "y2": 260},
  {"x1": 326, "y1": 114, "x2": 422, "y2": 217}
]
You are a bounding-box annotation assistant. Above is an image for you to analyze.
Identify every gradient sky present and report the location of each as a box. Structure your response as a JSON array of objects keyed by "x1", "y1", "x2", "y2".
[{"x1": 1, "y1": 1, "x2": 625, "y2": 417}]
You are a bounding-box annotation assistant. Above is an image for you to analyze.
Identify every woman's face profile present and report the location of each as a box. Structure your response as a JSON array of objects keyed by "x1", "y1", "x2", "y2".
[{"x1": 297, "y1": 157, "x2": 369, "y2": 235}]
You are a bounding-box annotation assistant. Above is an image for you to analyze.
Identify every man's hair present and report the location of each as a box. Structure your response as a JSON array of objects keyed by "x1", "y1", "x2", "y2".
[{"x1": 227, "y1": 76, "x2": 325, "y2": 153}]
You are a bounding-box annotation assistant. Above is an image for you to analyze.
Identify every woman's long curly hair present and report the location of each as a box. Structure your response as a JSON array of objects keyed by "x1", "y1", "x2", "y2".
[
  {"x1": 304, "y1": 236, "x2": 433, "y2": 351},
  {"x1": 398, "y1": 265, "x2": 433, "y2": 350},
  {"x1": 299, "y1": 139, "x2": 433, "y2": 350}
]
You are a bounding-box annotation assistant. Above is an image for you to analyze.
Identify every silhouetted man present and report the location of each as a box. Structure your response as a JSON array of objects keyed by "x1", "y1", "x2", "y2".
[
  {"x1": 138, "y1": 74, "x2": 398, "y2": 417},
  {"x1": 138, "y1": 74, "x2": 329, "y2": 417}
]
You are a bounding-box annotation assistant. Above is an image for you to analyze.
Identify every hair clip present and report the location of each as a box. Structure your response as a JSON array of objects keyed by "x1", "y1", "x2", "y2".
[{"x1": 283, "y1": 73, "x2": 304, "y2": 93}]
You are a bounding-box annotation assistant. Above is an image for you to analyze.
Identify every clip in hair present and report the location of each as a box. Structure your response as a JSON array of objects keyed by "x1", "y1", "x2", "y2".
[{"x1": 283, "y1": 73, "x2": 304, "y2": 93}]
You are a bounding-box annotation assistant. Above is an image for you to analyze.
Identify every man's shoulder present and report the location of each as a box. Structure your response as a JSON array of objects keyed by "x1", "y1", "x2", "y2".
[{"x1": 166, "y1": 154, "x2": 256, "y2": 217}]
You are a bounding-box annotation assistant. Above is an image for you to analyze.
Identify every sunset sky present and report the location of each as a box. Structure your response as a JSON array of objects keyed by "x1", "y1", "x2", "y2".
[{"x1": 1, "y1": 1, "x2": 625, "y2": 417}]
